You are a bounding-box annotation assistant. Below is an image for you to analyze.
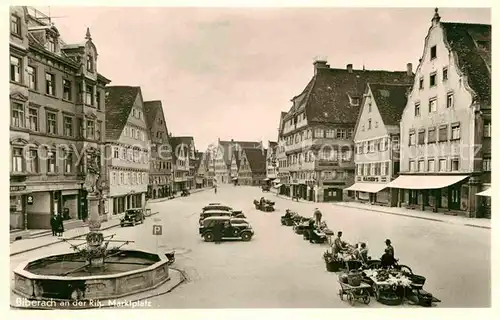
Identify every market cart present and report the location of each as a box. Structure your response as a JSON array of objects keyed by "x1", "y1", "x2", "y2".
[{"x1": 338, "y1": 281, "x2": 371, "y2": 306}]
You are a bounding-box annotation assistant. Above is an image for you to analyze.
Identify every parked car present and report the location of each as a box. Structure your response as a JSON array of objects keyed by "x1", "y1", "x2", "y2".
[
  {"x1": 199, "y1": 216, "x2": 254, "y2": 242},
  {"x1": 120, "y1": 208, "x2": 145, "y2": 227},
  {"x1": 202, "y1": 203, "x2": 233, "y2": 212},
  {"x1": 199, "y1": 210, "x2": 232, "y2": 225}
]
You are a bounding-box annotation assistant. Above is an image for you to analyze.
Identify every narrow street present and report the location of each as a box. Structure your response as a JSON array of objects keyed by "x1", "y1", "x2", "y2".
[{"x1": 11, "y1": 185, "x2": 490, "y2": 308}]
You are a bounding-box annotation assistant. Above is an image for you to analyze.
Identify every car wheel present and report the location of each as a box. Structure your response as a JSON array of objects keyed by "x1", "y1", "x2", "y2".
[
  {"x1": 241, "y1": 232, "x2": 252, "y2": 241},
  {"x1": 204, "y1": 232, "x2": 215, "y2": 242}
]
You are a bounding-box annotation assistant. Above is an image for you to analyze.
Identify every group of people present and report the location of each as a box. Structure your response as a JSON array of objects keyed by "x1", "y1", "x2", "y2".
[
  {"x1": 50, "y1": 213, "x2": 65, "y2": 237},
  {"x1": 332, "y1": 231, "x2": 397, "y2": 268}
]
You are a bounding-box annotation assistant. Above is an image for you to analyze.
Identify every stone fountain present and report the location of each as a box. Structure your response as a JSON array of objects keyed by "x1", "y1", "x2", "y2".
[{"x1": 12, "y1": 150, "x2": 172, "y2": 307}]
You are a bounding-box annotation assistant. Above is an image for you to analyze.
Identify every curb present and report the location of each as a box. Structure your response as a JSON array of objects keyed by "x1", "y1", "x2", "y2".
[
  {"x1": 10, "y1": 212, "x2": 159, "y2": 257},
  {"x1": 146, "y1": 188, "x2": 210, "y2": 204},
  {"x1": 332, "y1": 203, "x2": 491, "y2": 230}
]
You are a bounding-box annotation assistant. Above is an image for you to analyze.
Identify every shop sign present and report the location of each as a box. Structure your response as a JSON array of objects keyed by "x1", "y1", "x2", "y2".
[
  {"x1": 363, "y1": 176, "x2": 379, "y2": 182},
  {"x1": 10, "y1": 185, "x2": 26, "y2": 192}
]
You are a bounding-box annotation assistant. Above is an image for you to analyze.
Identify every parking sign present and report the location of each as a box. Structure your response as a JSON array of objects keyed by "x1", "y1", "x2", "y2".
[{"x1": 152, "y1": 225, "x2": 162, "y2": 235}]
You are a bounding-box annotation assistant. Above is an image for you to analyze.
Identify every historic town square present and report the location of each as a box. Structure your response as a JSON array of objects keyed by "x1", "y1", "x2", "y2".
[{"x1": 9, "y1": 6, "x2": 491, "y2": 311}]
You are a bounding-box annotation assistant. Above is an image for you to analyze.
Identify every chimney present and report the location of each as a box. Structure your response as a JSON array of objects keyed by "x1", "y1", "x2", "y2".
[
  {"x1": 406, "y1": 63, "x2": 413, "y2": 76},
  {"x1": 313, "y1": 60, "x2": 329, "y2": 74},
  {"x1": 347, "y1": 64, "x2": 353, "y2": 73}
]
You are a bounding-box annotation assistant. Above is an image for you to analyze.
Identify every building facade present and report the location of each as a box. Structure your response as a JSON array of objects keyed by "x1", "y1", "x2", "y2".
[
  {"x1": 10, "y1": 7, "x2": 111, "y2": 230},
  {"x1": 348, "y1": 83, "x2": 412, "y2": 206},
  {"x1": 105, "y1": 86, "x2": 149, "y2": 215},
  {"x1": 390, "y1": 9, "x2": 491, "y2": 218},
  {"x1": 238, "y1": 148, "x2": 267, "y2": 186},
  {"x1": 266, "y1": 141, "x2": 278, "y2": 184},
  {"x1": 276, "y1": 112, "x2": 289, "y2": 195},
  {"x1": 214, "y1": 139, "x2": 262, "y2": 184},
  {"x1": 277, "y1": 60, "x2": 413, "y2": 202},
  {"x1": 170, "y1": 136, "x2": 194, "y2": 192},
  {"x1": 143, "y1": 100, "x2": 173, "y2": 199}
]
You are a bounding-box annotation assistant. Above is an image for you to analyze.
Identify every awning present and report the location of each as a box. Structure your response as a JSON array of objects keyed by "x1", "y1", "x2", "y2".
[
  {"x1": 264, "y1": 178, "x2": 270, "y2": 181},
  {"x1": 274, "y1": 184, "x2": 283, "y2": 188},
  {"x1": 386, "y1": 175, "x2": 469, "y2": 190},
  {"x1": 273, "y1": 179, "x2": 281, "y2": 184},
  {"x1": 476, "y1": 188, "x2": 491, "y2": 197},
  {"x1": 345, "y1": 183, "x2": 387, "y2": 193}
]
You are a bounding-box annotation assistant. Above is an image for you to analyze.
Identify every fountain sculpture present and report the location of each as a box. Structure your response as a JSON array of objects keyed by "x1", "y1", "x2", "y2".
[{"x1": 12, "y1": 149, "x2": 172, "y2": 307}]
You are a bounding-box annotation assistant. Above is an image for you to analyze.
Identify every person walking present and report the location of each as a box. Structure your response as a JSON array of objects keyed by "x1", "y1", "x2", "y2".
[
  {"x1": 214, "y1": 185, "x2": 218, "y2": 194},
  {"x1": 56, "y1": 213, "x2": 64, "y2": 237},
  {"x1": 50, "y1": 214, "x2": 58, "y2": 236},
  {"x1": 313, "y1": 208, "x2": 322, "y2": 225}
]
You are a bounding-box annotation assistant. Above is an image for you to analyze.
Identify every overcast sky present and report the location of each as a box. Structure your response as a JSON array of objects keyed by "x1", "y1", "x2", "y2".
[{"x1": 40, "y1": 6, "x2": 490, "y2": 150}]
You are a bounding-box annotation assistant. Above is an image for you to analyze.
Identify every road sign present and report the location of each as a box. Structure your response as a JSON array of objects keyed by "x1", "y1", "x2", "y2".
[{"x1": 152, "y1": 225, "x2": 162, "y2": 235}]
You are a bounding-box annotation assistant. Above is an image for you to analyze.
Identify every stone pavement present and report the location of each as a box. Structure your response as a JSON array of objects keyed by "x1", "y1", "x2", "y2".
[{"x1": 273, "y1": 193, "x2": 491, "y2": 229}]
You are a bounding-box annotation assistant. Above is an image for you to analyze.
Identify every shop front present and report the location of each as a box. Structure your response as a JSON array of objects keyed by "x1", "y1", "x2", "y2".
[
  {"x1": 476, "y1": 186, "x2": 491, "y2": 219},
  {"x1": 10, "y1": 185, "x2": 28, "y2": 231},
  {"x1": 345, "y1": 182, "x2": 395, "y2": 206}
]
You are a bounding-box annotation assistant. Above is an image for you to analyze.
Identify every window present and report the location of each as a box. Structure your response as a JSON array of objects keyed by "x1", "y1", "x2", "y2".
[
  {"x1": 113, "y1": 147, "x2": 119, "y2": 158},
  {"x1": 414, "y1": 103, "x2": 420, "y2": 117},
  {"x1": 427, "y1": 127, "x2": 436, "y2": 143},
  {"x1": 47, "y1": 38, "x2": 56, "y2": 52},
  {"x1": 451, "y1": 124, "x2": 460, "y2": 140},
  {"x1": 430, "y1": 45, "x2": 437, "y2": 59},
  {"x1": 314, "y1": 128, "x2": 324, "y2": 138},
  {"x1": 120, "y1": 172, "x2": 124, "y2": 184},
  {"x1": 112, "y1": 172, "x2": 117, "y2": 185},
  {"x1": 11, "y1": 14, "x2": 21, "y2": 36},
  {"x1": 409, "y1": 132, "x2": 416, "y2": 146},
  {"x1": 409, "y1": 160, "x2": 416, "y2": 172},
  {"x1": 128, "y1": 173, "x2": 132, "y2": 185},
  {"x1": 96, "y1": 91, "x2": 101, "y2": 110},
  {"x1": 363, "y1": 164, "x2": 368, "y2": 176},
  {"x1": 28, "y1": 108, "x2": 38, "y2": 131},
  {"x1": 86, "y1": 119, "x2": 95, "y2": 139},
  {"x1": 483, "y1": 158, "x2": 491, "y2": 171},
  {"x1": 369, "y1": 141, "x2": 375, "y2": 153},
  {"x1": 451, "y1": 158, "x2": 459, "y2": 171},
  {"x1": 325, "y1": 130, "x2": 334, "y2": 138},
  {"x1": 446, "y1": 93, "x2": 454, "y2": 108},
  {"x1": 336, "y1": 129, "x2": 346, "y2": 139},
  {"x1": 62, "y1": 116, "x2": 73, "y2": 137},
  {"x1": 429, "y1": 98, "x2": 437, "y2": 113},
  {"x1": 419, "y1": 77, "x2": 424, "y2": 90},
  {"x1": 87, "y1": 55, "x2": 93, "y2": 72},
  {"x1": 347, "y1": 128, "x2": 354, "y2": 139},
  {"x1": 11, "y1": 148, "x2": 23, "y2": 172},
  {"x1": 47, "y1": 150, "x2": 56, "y2": 173},
  {"x1": 85, "y1": 85, "x2": 94, "y2": 105},
  {"x1": 47, "y1": 112, "x2": 57, "y2": 134},
  {"x1": 428, "y1": 159, "x2": 435, "y2": 172},
  {"x1": 430, "y1": 73, "x2": 436, "y2": 87},
  {"x1": 368, "y1": 119, "x2": 372, "y2": 130},
  {"x1": 27, "y1": 149, "x2": 39, "y2": 173},
  {"x1": 27, "y1": 66, "x2": 36, "y2": 90},
  {"x1": 439, "y1": 159, "x2": 447, "y2": 172},
  {"x1": 443, "y1": 67, "x2": 448, "y2": 81},
  {"x1": 10, "y1": 56, "x2": 21, "y2": 82},
  {"x1": 374, "y1": 139, "x2": 380, "y2": 151},
  {"x1": 45, "y1": 73, "x2": 55, "y2": 95},
  {"x1": 418, "y1": 130, "x2": 425, "y2": 145},
  {"x1": 418, "y1": 160, "x2": 425, "y2": 172},
  {"x1": 438, "y1": 125, "x2": 448, "y2": 142},
  {"x1": 63, "y1": 80, "x2": 72, "y2": 100},
  {"x1": 484, "y1": 122, "x2": 491, "y2": 137},
  {"x1": 96, "y1": 121, "x2": 101, "y2": 140},
  {"x1": 121, "y1": 148, "x2": 126, "y2": 159},
  {"x1": 384, "y1": 162, "x2": 389, "y2": 176},
  {"x1": 357, "y1": 164, "x2": 362, "y2": 175},
  {"x1": 64, "y1": 151, "x2": 73, "y2": 173},
  {"x1": 11, "y1": 102, "x2": 24, "y2": 128}
]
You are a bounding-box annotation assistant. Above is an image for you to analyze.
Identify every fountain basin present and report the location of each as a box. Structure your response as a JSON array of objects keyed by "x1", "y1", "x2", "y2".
[{"x1": 13, "y1": 249, "x2": 170, "y2": 302}]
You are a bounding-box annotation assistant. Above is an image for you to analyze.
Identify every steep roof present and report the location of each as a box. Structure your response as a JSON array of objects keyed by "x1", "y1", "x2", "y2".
[
  {"x1": 369, "y1": 83, "x2": 412, "y2": 126},
  {"x1": 268, "y1": 141, "x2": 277, "y2": 149},
  {"x1": 105, "y1": 86, "x2": 140, "y2": 141},
  {"x1": 169, "y1": 136, "x2": 194, "y2": 162},
  {"x1": 218, "y1": 140, "x2": 262, "y2": 166},
  {"x1": 441, "y1": 22, "x2": 491, "y2": 106},
  {"x1": 287, "y1": 66, "x2": 414, "y2": 124},
  {"x1": 143, "y1": 101, "x2": 160, "y2": 131},
  {"x1": 242, "y1": 148, "x2": 267, "y2": 173}
]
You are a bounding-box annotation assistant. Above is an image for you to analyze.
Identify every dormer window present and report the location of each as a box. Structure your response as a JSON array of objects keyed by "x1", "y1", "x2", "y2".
[
  {"x1": 11, "y1": 15, "x2": 21, "y2": 37},
  {"x1": 87, "y1": 55, "x2": 94, "y2": 72},
  {"x1": 47, "y1": 38, "x2": 56, "y2": 53}
]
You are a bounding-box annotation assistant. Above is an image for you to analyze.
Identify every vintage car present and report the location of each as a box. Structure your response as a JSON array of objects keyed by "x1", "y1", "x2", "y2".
[
  {"x1": 261, "y1": 185, "x2": 271, "y2": 192},
  {"x1": 120, "y1": 208, "x2": 145, "y2": 227},
  {"x1": 202, "y1": 203, "x2": 233, "y2": 212},
  {"x1": 199, "y1": 216, "x2": 254, "y2": 242},
  {"x1": 253, "y1": 199, "x2": 275, "y2": 212},
  {"x1": 199, "y1": 210, "x2": 232, "y2": 225}
]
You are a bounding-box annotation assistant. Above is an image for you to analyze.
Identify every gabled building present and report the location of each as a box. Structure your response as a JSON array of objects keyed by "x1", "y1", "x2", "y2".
[
  {"x1": 229, "y1": 149, "x2": 241, "y2": 185},
  {"x1": 238, "y1": 148, "x2": 267, "y2": 186},
  {"x1": 388, "y1": 9, "x2": 491, "y2": 218},
  {"x1": 194, "y1": 151, "x2": 205, "y2": 188},
  {"x1": 10, "y1": 6, "x2": 111, "y2": 231},
  {"x1": 276, "y1": 112, "x2": 289, "y2": 195},
  {"x1": 278, "y1": 60, "x2": 414, "y2": 202},
  {"x1": 143, "y1": 100, "x2": 173, "y2": 199},
  {"x1": 266, "y1": 141, "x2": 278, "y2": 183},
  {"x1": 170, "y1": 136, "x2": 195, "y2": 192},
  {"x1": 105, "y1": 86, "x2": 150, "y2": 215},
  {"x1": 347, "y1": 83, "x2": 412, "y2": 206},
  {"x1": 214, "y1": 139, "x2": 262, "y2": 184}
]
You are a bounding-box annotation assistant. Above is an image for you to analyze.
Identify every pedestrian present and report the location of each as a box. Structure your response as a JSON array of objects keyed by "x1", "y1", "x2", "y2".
[
  {"x1": 213, "y1": 221, "x2": 224, "y2": 244},
  {"x1": 359, "y1": 243, "x2": 369, "y2": 264},
  {"x1": 313, "y1": 208, "x2": 322, "y2": 225},
  {"x1": 333, "y1": 231, "x2": 347, "y2": 256},
  {"x1": 381, "y1": 239, "x2": 396, "y2": 268},
  {"x1": 56, "y1": 213, "x2": 64, "y2": 236},
  {"x1": 50, "y1": 214, "x2": 58, "y2": 236},
  {"x1": 214, "y1": 185, "x2": 217, "y2": 194}
]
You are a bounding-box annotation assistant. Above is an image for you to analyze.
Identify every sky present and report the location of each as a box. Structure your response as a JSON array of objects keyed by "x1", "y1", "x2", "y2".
[{"x1": 39, "y1": 6, "x2": 490, "y2": 150}]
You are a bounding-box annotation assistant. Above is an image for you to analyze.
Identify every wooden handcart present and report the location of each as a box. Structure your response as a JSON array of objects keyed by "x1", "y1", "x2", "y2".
[{"x1": 338, "y1": 281, "x2": 371, "y2": 306}]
